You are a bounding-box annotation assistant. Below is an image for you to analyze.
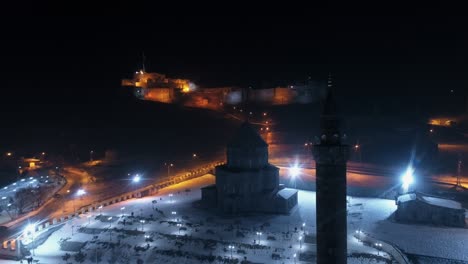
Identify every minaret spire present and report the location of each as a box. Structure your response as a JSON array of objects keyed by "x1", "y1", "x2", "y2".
[
  {"x1": 313, "y1": 72, "x2": 349, "y2": 264},
  {"x1": 320, "y1": 73, "x2": 340, "y2": 145}
]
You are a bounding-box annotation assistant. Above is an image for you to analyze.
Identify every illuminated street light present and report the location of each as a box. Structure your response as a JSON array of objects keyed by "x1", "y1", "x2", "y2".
[
  {"x1": 24, "y1": 224, "x2": 36, "y2": 256},
  {"x1": 140, "y1": 219, "x2": 145, "y2": 231},
  {"x1": 108, "y1": 217, "x2": 113, "y2": 228},
  {"x1": 24, "y1": 224, "x2": 35, "y2": 235},
  {"x1": 192, "y1": 153, "x2": 197, "y2": 158},
  {"x1": 177, "y1": 223, "x2": 182, "y2": 235},
  {"x1": 375, "y1": 242, "x2": 382, "y2": 255},
  {"x1": 402, "y1": 166, "x2": 415, "y2": 193},
  {"x1": 355, "y1": 229, "x2": 363, "y2": 242},
  {"x1": 133, "y1": 174, "x2": 141, "y2": 183},
  {"x1": 6, "y1": 152, "x2": 12, "y2": 156},
  {"x1": 74, "y1": 189, "x2": 86, "y2": 213},
  {"x1": 299, "y1": 235, "x2": 303, "y2": 249},
  {"x1": 289, "y1": 165, "x2": 300, "y2": 189},
  {"x1": 228, "y1": 245, "x2": 235, "y2": 258},
  {"x1": 98, "y1": 205, "x2": 103, "y2": 215},
  {"x1": 76, "y1": 189, "x2": 86, "y2": 196},
  {"x1": 120, "y1": 207, "x2": 125, "y2": 217},
  {"x1": 166, "y1": 163, "x2": 174, "y2": 177},
  {"x1": 293, "y1": 253, "x2": 297, "y2": 264},
  {"x1": 90, "y1": 150, "x2": 94, "y2": 162},
  {"x1": 256, "y1": 232, "x2": 262, "y2": 245},
  {"x1": 354, "y1": 142, "x2": 362, "y2": 162}
]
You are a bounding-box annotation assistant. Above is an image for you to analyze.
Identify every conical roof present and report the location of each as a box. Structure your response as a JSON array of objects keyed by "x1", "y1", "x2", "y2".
[
  {"x1": 323, "y1": 73, "x2": 337, "y2": 116},
  {"x1": 323, "y1": 87, "x2": 337, "y2": 116},
  {"x1": 228, "y1": 122, "x2": 268, "y2": 148}
]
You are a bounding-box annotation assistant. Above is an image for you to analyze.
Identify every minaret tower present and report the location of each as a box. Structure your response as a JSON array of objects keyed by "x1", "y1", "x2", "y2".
[{"x1": 312, "y1": 74, "x2": 350, "y2": 264}]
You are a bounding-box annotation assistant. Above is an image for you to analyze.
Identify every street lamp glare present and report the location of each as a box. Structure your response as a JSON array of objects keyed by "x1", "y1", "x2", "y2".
[
  {"x1": 76, "y1": 189, "x2": 86, "y2": 196},
  {"x1": 133, "y1": 174, "x2": 141, "y2": 183},
  {"x1": 25, "y1": 224, "x2": 35, "y2": 234},
  {"x1": 290, "y1": 165, "x2": 300, "y2": 178},
  {"x1": 402, "y1": 166, "x2": 414, "y2": 191}
]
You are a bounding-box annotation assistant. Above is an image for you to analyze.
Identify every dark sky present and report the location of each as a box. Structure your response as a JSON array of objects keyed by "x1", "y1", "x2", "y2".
[{"x1": 2, "y1": 11, "x2": 468, "y2": 116}]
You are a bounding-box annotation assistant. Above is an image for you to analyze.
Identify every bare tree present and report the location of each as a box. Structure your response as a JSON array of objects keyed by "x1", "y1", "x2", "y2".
[
  {"x1": 13, "y1": 187, "x2": 35, "y2": 214},
  {"x1": 35, "y1": 185, "x2": 54, "y2": 208}
]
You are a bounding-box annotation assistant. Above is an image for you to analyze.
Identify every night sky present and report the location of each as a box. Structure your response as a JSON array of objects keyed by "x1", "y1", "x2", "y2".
[{"x1": 2, "y1": 11, "x2": 468, "y2": 125}]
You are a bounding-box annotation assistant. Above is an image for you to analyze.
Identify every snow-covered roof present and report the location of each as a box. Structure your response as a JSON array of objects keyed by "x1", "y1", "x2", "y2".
[
  {"x1": 421, "y1": 196, "x2": 461, "y2": 210},
  {"x1": 397, "y1": 193, "x2": 416, "y2": 203},
  {"x1": 397, "y1": 192, "x2": 462, "y2": 210},
  {"x1": 277, "y1": 188, "x2": 297, "y2": 200}
]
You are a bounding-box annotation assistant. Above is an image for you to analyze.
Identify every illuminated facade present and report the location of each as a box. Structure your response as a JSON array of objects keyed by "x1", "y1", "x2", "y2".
[{"x1": 122, "y1": 71, "x2": 326, "y2": 110}]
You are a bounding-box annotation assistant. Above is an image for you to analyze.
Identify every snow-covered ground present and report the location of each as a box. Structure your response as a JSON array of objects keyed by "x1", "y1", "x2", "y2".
[{"x1": 8, "y1": 174, "x2": 468, "y2": 263}]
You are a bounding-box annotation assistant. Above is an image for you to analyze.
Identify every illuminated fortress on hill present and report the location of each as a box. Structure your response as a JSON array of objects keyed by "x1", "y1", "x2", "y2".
[{"x1": 122, "y1": 69, "x2": 327, "y2": 110}]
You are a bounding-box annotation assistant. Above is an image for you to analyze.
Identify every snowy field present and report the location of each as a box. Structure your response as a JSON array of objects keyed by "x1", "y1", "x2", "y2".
[{"x1": 9, "y1": 174, "x2": 468, "y2": 263}]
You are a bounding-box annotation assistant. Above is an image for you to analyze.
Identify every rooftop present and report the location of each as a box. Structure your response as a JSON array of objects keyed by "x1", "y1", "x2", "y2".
[
  {"x1": 227, "y1": 122, "x2": 268, "y2": 148},
  {"x1": 277, "y1": 188, "x2": 298, "y2": 200},
  {"x1": 397, "y1": 192, "x2": 463, "y2": 210}
]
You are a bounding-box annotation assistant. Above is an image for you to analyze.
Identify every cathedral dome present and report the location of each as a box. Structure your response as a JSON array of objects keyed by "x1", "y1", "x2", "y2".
[
  {"x1": 226, "y1": 122, "x2": 268, "y2": 169},
  {"x1": 228, "y1": 122, "x2": 268, "y2": 148}
]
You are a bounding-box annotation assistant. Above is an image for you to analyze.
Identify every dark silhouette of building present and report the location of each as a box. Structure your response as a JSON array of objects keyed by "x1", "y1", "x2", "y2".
[
  {"x1": 201, "y1": 122, "x2": 298, "y2": 214},
  {"x1": 312, "y1": 76, "x2": 350, "y2": 263}
]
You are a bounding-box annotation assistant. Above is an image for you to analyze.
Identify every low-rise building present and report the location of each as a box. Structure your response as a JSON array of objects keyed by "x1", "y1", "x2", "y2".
[{"x1": 395, "y1": 192, "x2": 467, "y2": 228}]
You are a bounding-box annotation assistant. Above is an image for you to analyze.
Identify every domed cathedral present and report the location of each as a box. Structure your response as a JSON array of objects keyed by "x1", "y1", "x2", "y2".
[{"x1": 201, "y1": 122, "x2": 298, "y2": 214}]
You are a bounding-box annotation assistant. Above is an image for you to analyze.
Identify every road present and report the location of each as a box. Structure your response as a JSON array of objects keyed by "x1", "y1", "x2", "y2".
[{"x1": 0, "y1": 160, "x2": 220, "y2": 241}]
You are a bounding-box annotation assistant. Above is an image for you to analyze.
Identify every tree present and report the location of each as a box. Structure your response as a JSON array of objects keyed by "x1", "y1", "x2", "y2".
[
  {"x1": 35, "y1": 185, "x2": 54, "y2": 208},
  {"x1": 74, "y1": 251, "x2": 86, "y2": 263},
  {"x1": 13, "y1": 187, "x2": 35, "y2": 214},
  {"x1": 62, "y1": 253, "x2": 71, "y2": 262},
  {"x1": 89, "y1": 249, "x2": 102, "y2": 263},
  {"x1": 1, "y1": 204, "x2": 15, "y2": 220}
]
